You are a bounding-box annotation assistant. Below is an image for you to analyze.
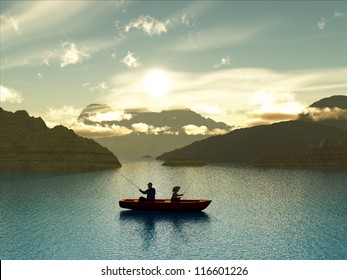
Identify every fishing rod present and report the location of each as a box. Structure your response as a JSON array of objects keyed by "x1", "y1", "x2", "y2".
[{"x1": 115, "y1": 169, "x2": 141, "y2": 190}]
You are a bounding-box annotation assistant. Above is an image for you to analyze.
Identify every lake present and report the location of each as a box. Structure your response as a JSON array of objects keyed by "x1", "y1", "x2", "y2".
[{"x1": 0, "y1": 159, "x2": 346, "y2": 260}]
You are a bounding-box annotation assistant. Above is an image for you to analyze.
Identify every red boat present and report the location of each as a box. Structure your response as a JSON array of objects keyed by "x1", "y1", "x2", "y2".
[{"x1": 119, "y1": 199, "x2": 212, "y2": 212}]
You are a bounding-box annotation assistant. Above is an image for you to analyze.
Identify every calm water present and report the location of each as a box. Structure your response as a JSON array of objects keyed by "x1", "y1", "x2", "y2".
[{"x1": 1, "y1": 159, "x2": 346, "y2": 260}]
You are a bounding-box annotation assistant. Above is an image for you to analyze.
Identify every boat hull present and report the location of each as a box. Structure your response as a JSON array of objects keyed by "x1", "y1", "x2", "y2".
[{"x1": 119, "y1": 199, "x2": 211, "y2": 212}]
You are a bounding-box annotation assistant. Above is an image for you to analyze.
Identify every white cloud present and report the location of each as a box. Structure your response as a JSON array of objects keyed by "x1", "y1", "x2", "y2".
[
  {"x1": 120, "y1": 51, "x2": 141, "y2": 69},
  {"x1": 317, "y1": 18, "x2": 327, "y2": 30},
  {"x1": 209, "y1": 128, "x2": 230, "y2": 135},
  {"x1": 304, "y1": 107, "x2": 347, "y2": 121},
  {"x1": 333, "y1": 11, "x2": 347, "y2": 18},
  {"x1": 131, "y1": 123, "x2": 173, "y2": 135},
  {"x1": 72, "y1": 120, "x2": 174, "y2": 138},
  {"x1": 60, "y1": 41, "x2": 90, "y2": 68},
  {"x1": 149, "y1": 125, "x2": 172, "y2": 135},
  {"x1": 88, "y1": 111, "x2": 132, "y2": 123},
  {"x1": 132, "y1": 122, "x2": 149, "y2": 133},
  {"x1": 124, "y1": 15, "x2": 169, "y2": 36},
  {"x1": 214, "y1": 53, "x2": 231, "y2": 68},
  {"x1": 71, "y1": 121, "x2": 132, "y2": 138},
  {"x1": 0, "y1": 2, "x2": 110, "y2": 46},
  {"x1": 44, "y1": 105, "x2": 82, "y2": 127},
  {"x1": 181, "y1": 14, "x2": 189, "y2": 26},
  {"x1": 192, "y1": 104, "x2": 225, "y2": 116},
  {"x1": 0, "y1": 85, "x2": 23, "y2": 103},
  {"x1": 0, "y1": 14, "x2": 21, "y2": 34},
  {"x1": 111, "y1": 49, "x2": 117, "y2": 59},
  {"x1": 182, "y1": 124, "x2": 228, "y2": 135},
  {"x1": 42, "y1": 50, "x2": 57, "y2": 66},
  {"x1": 83, "y1": 82, "x2": 108, "y2": 93}
]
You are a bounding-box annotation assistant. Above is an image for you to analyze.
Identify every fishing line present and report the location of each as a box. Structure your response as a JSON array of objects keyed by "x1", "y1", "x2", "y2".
[
  {"x1": 115, "y1": 169, "x2": 141, "y2": 190},
  {"x1": 182, "y1": 177, "x2": 196, "y2": 195}
]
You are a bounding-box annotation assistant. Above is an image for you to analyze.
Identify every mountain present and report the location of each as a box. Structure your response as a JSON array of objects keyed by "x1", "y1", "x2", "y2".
[
  {"x1": 71, "y1": 104, "x2": 232, "y2": 158},
  {"x1": 0, "y1": 108, "x2": 121, "y2": 171},
  {"x1": 306, "y1": 95, "x2": 347, "y2": 109},
  {"x1": 299, "y1": 95, "x2": 347, "y2": 130},
  {"x1": 157, "y1": 95, "x2": 347, "y2": 167},
  {"x1": 157, "y1": 120, "x2": 347, "y2": 162}
]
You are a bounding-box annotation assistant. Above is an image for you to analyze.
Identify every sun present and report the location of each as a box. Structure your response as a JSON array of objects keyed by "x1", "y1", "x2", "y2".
[{"x1": 143, "y1": 69, "x2": 171, "y2": 97}]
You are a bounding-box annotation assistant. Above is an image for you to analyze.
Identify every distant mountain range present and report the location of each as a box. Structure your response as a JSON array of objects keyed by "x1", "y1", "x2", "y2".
[
  {"x1": 0, "y1": 108, "x2": 121, "y2": 171},
  {"x1": 71, "y1": 104, "x2": 232, "y2": 158},
  {"x1": 2, "y1": 95, "x2": 344, "y2": 171},
  {"x1": 157, "y1": 95, "x2": 347, "y2": 169}
]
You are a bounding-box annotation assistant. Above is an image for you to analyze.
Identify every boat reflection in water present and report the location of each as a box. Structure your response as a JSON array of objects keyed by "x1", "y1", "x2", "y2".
[{"x1": 119, "y1": 210, "x2": 211, "y2": 253}]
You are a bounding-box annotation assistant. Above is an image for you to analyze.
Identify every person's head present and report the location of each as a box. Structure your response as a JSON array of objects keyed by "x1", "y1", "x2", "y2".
[{"x1": 147, "y1": 182, "x2": 153, "y2": 188}]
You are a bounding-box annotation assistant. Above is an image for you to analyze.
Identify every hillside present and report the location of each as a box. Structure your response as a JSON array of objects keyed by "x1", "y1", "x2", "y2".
[
  {"x1": 156, "y1": 120, "x2": 347, "y2": 162},
  {"x1": 157, "y1": 95, "x2": 347, "y2": 169},
  {"x1": 0, "y1": 108, "x2": 121, "y2": 171}
]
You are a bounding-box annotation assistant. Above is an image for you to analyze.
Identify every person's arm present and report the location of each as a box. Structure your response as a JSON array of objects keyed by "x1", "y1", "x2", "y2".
[{"x1": 140, "y1": 189, "x2": 146, "y2": 194}]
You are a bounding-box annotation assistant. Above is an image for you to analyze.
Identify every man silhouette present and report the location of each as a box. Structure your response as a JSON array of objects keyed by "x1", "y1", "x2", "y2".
[{"x1": 139, "y1": 182, "x2": 156, "y2": 201}]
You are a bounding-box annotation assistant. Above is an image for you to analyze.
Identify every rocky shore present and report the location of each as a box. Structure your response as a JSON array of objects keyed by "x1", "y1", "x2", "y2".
[{"x1": 251, "y1": 135, "x2": 347, "y2": 170}]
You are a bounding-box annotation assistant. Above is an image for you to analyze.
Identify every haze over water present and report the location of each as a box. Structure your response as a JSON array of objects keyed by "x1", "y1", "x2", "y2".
[{"x1": 1, "y1": 159, "x2": 346, "y2": 260}]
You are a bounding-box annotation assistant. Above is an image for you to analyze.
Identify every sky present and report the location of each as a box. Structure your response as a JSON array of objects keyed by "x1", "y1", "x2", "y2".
[{"x1": 1, "y1": 0, "x2": 347, "y2": 131}]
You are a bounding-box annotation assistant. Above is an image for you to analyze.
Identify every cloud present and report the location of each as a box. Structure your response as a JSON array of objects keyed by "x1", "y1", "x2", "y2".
[
  {"x1": 1, "y1": 36, "x2": 115, "y2": 71},
  {"x1": 304, "y1": 107, "x2": 347, "y2": 121},
  {"x1": 192, "y1": 104, "x2": 226, "y2": 116},
  {"x1": 83, "y1": 82, "x2": 108, "y2": 93},
  {"x1": 111, "y1": 49, "x2": 117, "y2": 59},
  {"x1": 214, "y1": 53, "x2": 231, "y2": 68},
  {"x1": 246, "y1": 90, "x2": 304, "y2": 126},
  {"x1": 333, "y1": 11, "x2": 347, "y2": 19},
  {"x1": 43, "y1": 105, "x2": 82, "y2": 128},
  {"x1": 0, "y1": 1, "x2": 110, "y2": 46},
  {"x1": 0, "y1": 85, "x2": 23, "y2": 103},
  {"x1": 124, "y1": 15, "x2": 169, "y2": 36},
  {"x1": 317, "y1": 18, "x2": 327, "y2": 30},
  {"x1": 60, "y1": 41, "x2": 90, "y2": 68},
  {"x1": 132, "y1": 122, "x2": 149, "y2": 133},
  {"x1": 312, "y1": 11, "x2": 346, "y2": 32},
  {"x1": 87, "y1": 111, "x2": 132, "y2": 123},
  {"x1": 182, "y1": 124, "x2": 228, "y2": 135},
  {"x1": 0, "y1": 14, "x2": 20, "y2": 34},
  {"x1": 149, "y1": 126, "x2": 173, "y2": 135},
  {"x1": 102, "y1": 67, "x2": 347, "y2": 127},
  {"x1": 131, "y1": 123, "x2": 173, "y2": 135},
  {"x1": 120, "y1": 51, "x2": 141, "y2": 69},
  {"x1": 71, "y1": 120, "x2": 174, "y2": 138},
  {"x1": 42, "y1": 50, "x2": 57, "y2": 66},
  {"x1": 71, "y1": 121, "x2": 132, "y2": 138}
]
